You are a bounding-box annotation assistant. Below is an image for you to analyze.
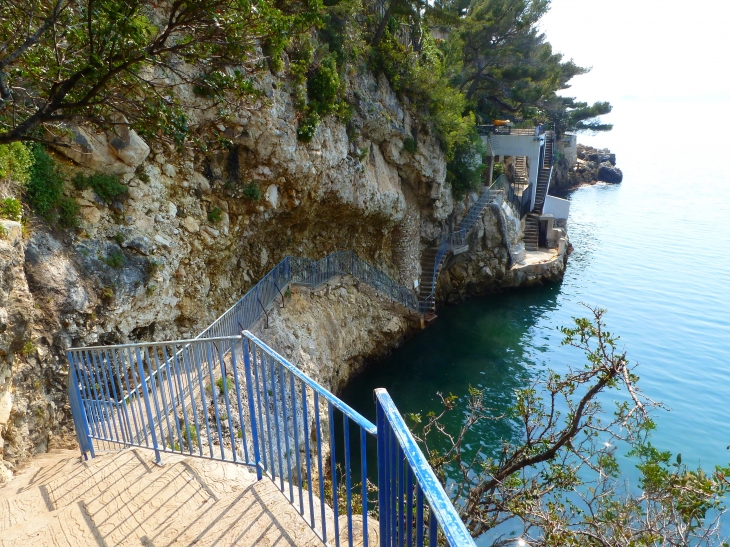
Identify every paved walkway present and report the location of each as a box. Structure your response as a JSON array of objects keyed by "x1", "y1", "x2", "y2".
[{"x1": 0, "y1": 448, "x2": 329, "y2": 546}]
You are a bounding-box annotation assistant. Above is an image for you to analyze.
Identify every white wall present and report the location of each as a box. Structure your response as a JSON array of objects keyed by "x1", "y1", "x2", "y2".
[
  {"x1": 543, "y1": 195, "x2": 571, "y2": 219},
  {"x1": 483, "y1": 134, "x2": 544, "y2": 158},
  {"x1": 556, "y1": 133, "x2": 578, "y2": 167}
]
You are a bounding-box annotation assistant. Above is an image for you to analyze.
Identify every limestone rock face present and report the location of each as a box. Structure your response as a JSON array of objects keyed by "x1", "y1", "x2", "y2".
[
  {"x1": 108, "y1": 125, "x2": 151, "y2": 167},
  {"x1": 54, "y1": 125, "x2": 134, "y2": 174},
  {"x1": 0, "y1": 62, "x2": 562, "y2": 479}
]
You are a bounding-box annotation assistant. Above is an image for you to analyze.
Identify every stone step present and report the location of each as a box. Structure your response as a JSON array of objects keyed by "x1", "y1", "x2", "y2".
[
  {"x1": 0, "y1": 447, "x2": 334, "y2": 547},
  {"x1": 0, "y1": 501, "x2": 104, "y2": 547},
  {"x1": 0, "y1": 450, "x2": 81, "y2": 495}
]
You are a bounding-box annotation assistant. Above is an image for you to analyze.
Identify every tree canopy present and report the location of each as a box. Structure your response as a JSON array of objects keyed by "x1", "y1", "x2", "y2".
[{"x1": 0, "y1": 0, "x2": 321, "y2": 146}]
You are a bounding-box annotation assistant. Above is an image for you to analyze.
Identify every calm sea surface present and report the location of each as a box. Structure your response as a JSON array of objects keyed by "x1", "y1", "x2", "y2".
[{"x1": 340, "y1": 98, "x2": 730, "y2": 501}]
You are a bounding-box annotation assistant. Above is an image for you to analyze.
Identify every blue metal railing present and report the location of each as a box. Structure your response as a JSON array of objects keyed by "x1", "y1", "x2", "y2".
[
  {"x1": 67, "y1": 331, "x2": 477, "y2": 546},
  {"x1": 121, "y1": 250, "x2": 418, "y2": 424},
  {"x1": 376, "y1": 389, "x2": 475, "y2": 547},
  {"x1": 199, "y1": 250, "x2": 418, "y2": 341}
]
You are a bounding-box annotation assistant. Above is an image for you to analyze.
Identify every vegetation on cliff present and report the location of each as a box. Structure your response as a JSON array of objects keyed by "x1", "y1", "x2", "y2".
[{"x1": 0, "y1": 0, "x2": 611, "y2": 201}]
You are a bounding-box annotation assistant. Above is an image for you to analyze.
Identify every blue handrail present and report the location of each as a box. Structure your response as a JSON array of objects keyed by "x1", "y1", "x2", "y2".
[
  {"x1": 67, "y1": 332, "x2": 477, "y2": 545},
  {"x1": 376, "y1": 389, "x2": 476, "y2": 547}
]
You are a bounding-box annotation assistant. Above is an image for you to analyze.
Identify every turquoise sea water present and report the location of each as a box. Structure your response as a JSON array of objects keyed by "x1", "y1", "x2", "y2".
[{"x1": 340, "y1": 98, "x2": 730, "y2": 509}]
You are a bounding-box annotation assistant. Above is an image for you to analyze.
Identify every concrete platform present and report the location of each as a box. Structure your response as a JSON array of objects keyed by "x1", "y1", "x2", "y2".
[{"x1": 0, "y1": 448, "x2": 330, "y2": 547}]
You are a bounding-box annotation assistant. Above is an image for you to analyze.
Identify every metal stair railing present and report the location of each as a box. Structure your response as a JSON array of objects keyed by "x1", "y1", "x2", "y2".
[
  {"x1": 376, "y1": 389, "x2": 476, "y2": 546},
  {"x1": 115, "y1": 250, "x2": 418, "y2": 447},
  {"x1": 67, "y1": 332, "x2": 477, "y2": 547},
  {"x1": 419, "y1": 175, "x2": 507, "y2": 313}
]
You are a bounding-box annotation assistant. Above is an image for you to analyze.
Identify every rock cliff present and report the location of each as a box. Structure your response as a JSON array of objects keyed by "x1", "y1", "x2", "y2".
[{"x1": 0, "y1": 67, "x2": 565, "y2": 480}]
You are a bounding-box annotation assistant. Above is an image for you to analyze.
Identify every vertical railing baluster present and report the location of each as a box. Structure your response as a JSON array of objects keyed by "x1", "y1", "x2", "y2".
[
  {"x1": 204, "y1": 343, "x2": 225, "y2": 460},
  {"x1": 360, "y1": 426, "x2": 369, "y2": 547},
  {"x1": 122, "y1": 348, "x2": 145, "y2": 446},
  {"x1": 376, "y1": 399, "x2": 388, "y2": 547},
  {"x1": 344, "y1": 416, "x2": 354, "y2": 547},
  {"x1": 143, "y1": 347, "x2": 166, "y2": 453},
  {"x1": 243, "y1": 337, "x2": 262, "y2": 478},
  {"x1": 329, "y1": 402, "x2": 341, "y2": 547},
  {"x1": 270, "y1": 355, "x2": 285, "y2": 491},
  {"x1": 314, "y1": 393, "x2": 327, "y2": 542},
  {"x1": 290, "y1": 373, "x2": 304, "y2": 514},
  {"x1": 217, "y1": 341, "x2": 237, "y2": 462},
  {"x1": 406, "y1": 466, "x2": 414, "y2": 547},
  {"x1": 91, "y1": 350, "x2": 115, "y2": 443},
  {"x1": 102, "y1": 349, "x2": 126, "y2": 444},
  {"x1": 83, "y1": 351, "x2": 109, "y2": 441},
  {"x1": 192, "y1": 343, "x2": 213, "y2": 457},
  {"x1": 280, "y1": 364, "x2": 294, "y2": 502},
  {"x1": 260, "y1": 345, "x2": 276, "y2": 478},
  {"x1": 109, "y1": 349, "x2": 135, "y2": 446},
  {"x1": 416, "y1": 484, "x2": 424, "y2": 547},
  {"x1": 302, "y1": 384, "x2": 315, "y2": 527},
  {"x1": 398, "y1": 445, "x2": 405, "y2": 547},
  {"x1": 182, "y1": 345, "x2": 203, "y2": 457},
  {"x1": 151, "y1": 347, "x2": 174, "y2": 451},
  {"x1": 135, "y1": 347, "x2": 162, "y2": 464},
  {"x1": 162, "y1": 346, "x2": 184, "y2": 453},
  {"x1": 428, "y1": 504, "x2": 438, "y2": 547},
  {"x1": 230, "y1": 339, "x2": 250, "y2": 464},
  {"x1": 252, "y1": 343, "x2": 269, "y2": 474}
]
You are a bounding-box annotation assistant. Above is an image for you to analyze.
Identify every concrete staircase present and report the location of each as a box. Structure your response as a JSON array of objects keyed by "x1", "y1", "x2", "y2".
[
  {"x1": 418, "y1": 247, "x2": 441, "y2": 313},
  {"x1": 0, "y1": 449, "x2": 332, "y2": 547},
  {"x1": 532, "y1": 134, "x2": 554, "y2": 215},
  {"x1": 524, "y1": 214, "x2": 539, "y2": 251},
  {"x1": 514, "y1": 156, "x2": 529, "y2": 185}
]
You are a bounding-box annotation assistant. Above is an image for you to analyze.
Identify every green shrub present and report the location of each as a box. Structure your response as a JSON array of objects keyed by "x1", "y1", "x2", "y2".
[
  {"x1": 308, "y1": 56, "x2": 340, "y2": 116},
  {"x1": 447, "y1": 128, "x2": 486, "y2": 198},
  {"x1": 145, "y1": 259, "x2": 161, "y2": 276},
  {"x1": 57, "y1": 197, "x2": 80, "y2": 228},
  {"x1": 297, "y1": 113, "x2": 321, "y2": 142},
  {"x1": 135, "y1": 164, "x2": 150, "y2": 184},
  {"x1": 26, "y1": 144, "x2": 65, "y2": 219},
  {"x1": 102, "y1": 249, "x2": 125, "y2": 268},
  {"x1": 216, "y1": 376, "x2": 234, "y2": 395},
  {"x1": 101, "y1": 286, "x2": 115, "y2": 300},
  {"x1": 493, "y1": 162, "x2": 505, "y2": 178},
  {"x1": 20, "y1": 340, "x2": 36, "y2": 356},
  {"x1": 0, "y1": 197, "x2": 22, "y2": 221},
  {"x1": 72, "y1": 172, "x2": 127, "y2": 204},
  {"x1": 0, "y1": 142, "x2": 32, "y2": 183},
  {"x1": 243, "y1": 181, "x2": 260, "y2": 201},
  {"x1": 207, "y1": 206, "x2": 223, "y2": 223},
  {"x1": 403, "y1": 137, "x2": 417, "y2": 154}
]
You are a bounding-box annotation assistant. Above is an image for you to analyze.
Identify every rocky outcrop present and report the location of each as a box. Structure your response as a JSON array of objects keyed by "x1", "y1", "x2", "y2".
[
  {"x1": 250, "y1": 276, "x2": 419, "y2": 394},
  {"x1": 597, "y1": 161, "x2": 623, "y2": 183},
  {"x1": 551, "y1": 143, "x2": 622, "y2": 192},
  {"x1": 436, "y1": 200, "x2": 568, "y2": 304}
]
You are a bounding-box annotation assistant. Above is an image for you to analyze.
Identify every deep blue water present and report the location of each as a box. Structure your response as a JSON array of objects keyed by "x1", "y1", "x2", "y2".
[{"x1": 340, "y1": 98, "x2": 730, "y2": 517}]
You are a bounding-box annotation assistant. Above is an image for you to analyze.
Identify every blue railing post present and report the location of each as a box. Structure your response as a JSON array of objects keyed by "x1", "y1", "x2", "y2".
[
  {"x1": 135, "y1": 347, "x2": 163, "y2": 465},
  {"x1": 243, "y1": 337, "x2": 263, "y2": 480},
  {"x1": 67, "y1": 357, "x2": 95, "y2": 459}
]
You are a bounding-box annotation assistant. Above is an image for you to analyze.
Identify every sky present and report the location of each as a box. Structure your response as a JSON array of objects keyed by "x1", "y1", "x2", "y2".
[{"x1": 538, "y1": 0, "x2": 730, "y2": 104}]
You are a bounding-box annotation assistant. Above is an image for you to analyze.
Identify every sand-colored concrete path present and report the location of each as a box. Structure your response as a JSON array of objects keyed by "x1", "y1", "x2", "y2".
[{"x1": 0, "y1": 448, "x2": 329, "y2": 546}]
